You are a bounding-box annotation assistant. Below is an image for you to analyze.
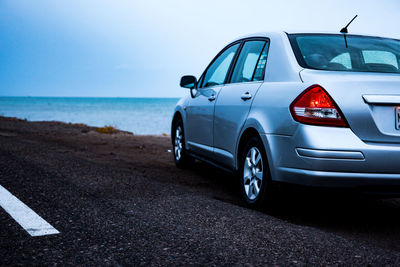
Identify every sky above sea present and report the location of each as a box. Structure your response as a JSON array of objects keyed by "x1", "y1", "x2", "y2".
[{"x1": 0, "y1": 0, "x2": 399, "y2": 98}]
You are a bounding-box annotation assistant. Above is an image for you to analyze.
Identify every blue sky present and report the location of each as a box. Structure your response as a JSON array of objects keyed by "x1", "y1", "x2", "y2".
[{"x1": 0, "y1": 0, "x2": 399, "y2": 97}]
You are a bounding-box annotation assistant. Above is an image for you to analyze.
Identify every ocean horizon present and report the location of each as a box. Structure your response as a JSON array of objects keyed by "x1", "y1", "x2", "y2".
[{"x1": 0, "y1": 96, "x2": 180, "y2": 135}]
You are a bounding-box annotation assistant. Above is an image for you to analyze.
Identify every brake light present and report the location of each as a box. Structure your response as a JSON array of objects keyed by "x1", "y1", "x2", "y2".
[{"x1": 290, "y1": 85, "x2": 348, "y2": 127}]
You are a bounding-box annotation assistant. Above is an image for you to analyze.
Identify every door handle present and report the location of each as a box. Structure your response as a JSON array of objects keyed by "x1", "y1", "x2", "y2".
[
  {"x1": 208, "y1": 95, "x2": 216, "y2": 101},
  {"x1": 241, "y1": 92, "x2": 252, "y2": 100}
]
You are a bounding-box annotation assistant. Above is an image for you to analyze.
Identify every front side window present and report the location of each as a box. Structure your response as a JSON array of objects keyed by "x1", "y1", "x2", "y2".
[
  {"x1": 202, "y1": 43, "x2": 240, "y2": 88},
  {"x1": 197, "y1": 75, "x2": 204, "y2": 89},
  {"x1": 289, "y1": 34, "x2": 400, "y2": 74},
  {"x1": 231, "y1": 40, "x2": 268, "y2": 83}
]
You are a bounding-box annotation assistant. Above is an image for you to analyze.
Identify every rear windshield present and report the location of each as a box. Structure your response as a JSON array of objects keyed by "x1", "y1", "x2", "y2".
[{"x1": 288, "y1": 34, "x2": 400, "y2": 74}]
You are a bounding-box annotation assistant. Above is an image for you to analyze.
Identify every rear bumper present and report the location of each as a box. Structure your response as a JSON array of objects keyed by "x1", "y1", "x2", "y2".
[
  {"x1": 262, "y1": 125, "x2": 400, "y2": 188},
  {"x1": 278, "y1": 167, "x2": 400, "y2": 187}
]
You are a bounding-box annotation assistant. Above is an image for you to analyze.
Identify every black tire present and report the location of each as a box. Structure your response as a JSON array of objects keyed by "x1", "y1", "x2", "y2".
[
  {"x1": 239, "y1": 136, "x2": 273, "y2": 208},
  {"x1": 171, "y1": 118, "x2": 194, "y2": 168}
]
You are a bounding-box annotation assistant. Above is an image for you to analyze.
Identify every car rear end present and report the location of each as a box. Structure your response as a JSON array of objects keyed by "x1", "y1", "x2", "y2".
[{"x1": 272, "y1": 33, "x2": 400, "y2": 189}]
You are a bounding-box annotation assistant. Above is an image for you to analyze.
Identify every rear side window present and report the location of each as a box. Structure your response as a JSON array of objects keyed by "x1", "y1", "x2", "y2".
[
  {"x1": 230, "y1": 40, "x2": 268, "y2": 83},
  {"x1": 253, "y1": 44, "x2": 269, "y2": 81},
  {"x1": 331, "y1": 52, "x2": 352, "y2": 69},
  {"x1": 289, "y1": 34, "x2": 400, "y2": 74},
  {"x1": 202, "y1": 43, "x2": 240, "y2": 88}
]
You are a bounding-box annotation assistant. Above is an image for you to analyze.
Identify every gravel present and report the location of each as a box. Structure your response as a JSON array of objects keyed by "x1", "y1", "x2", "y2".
[{"x1": 1, "y1": 116, "x2": 400, "y2": 265}]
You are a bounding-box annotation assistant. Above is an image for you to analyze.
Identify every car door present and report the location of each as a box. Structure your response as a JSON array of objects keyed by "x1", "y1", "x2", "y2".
[
  {"x1": 185, "y1": 42, "x2": 240, "y2": 159},
  {"x1": 213, "y1": 39, "x2": 269, "y2": 167}
]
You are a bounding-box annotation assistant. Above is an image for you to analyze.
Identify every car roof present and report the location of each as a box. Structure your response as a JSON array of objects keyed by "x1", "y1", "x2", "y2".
[
  {"x1": 286, "y1": 30, "x2": 398, "y2": 40},
  {"x1": 231, "y1": 31, "x2": 398, "y2": 42}
]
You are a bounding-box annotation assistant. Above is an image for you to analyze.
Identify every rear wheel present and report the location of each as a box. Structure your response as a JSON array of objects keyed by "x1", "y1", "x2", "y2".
[
  {"x1": 239, "y1": 136, "x2": 273, "y2": 208},
  {"x1": 172, "y1": 118, "x2": 194, "y2": 168}
]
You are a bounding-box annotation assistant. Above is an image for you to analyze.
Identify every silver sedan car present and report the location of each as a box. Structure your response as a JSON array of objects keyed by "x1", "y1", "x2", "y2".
[{"x1": 171, "y1": 31, "x2": 400, "y2": 207}]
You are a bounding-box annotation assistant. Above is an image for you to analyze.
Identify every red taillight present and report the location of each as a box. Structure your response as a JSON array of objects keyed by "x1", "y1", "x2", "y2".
[{"x1": 290, "y1": 85, "x2": 348, "y2": 127}]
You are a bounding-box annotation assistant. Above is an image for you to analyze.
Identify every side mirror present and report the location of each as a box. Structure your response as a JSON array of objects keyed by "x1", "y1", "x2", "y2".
[{"x1": 180, "y1": 75, "x2": 197, "y2": 89}]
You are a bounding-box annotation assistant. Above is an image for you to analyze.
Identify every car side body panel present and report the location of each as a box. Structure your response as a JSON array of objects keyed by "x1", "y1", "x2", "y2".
[
  {"x1": 185, "y1": 87, "x2": 222, "y2": 158},
  {"x1": 213, "y1": 81, "x2": 263, "y2": 168},
  {"x1": 172, "y1": 95, "x2": 190, "y2": 140}
]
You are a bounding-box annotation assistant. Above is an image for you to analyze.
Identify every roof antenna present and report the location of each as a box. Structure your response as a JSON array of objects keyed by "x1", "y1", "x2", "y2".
[
  {"x1": 340, "y1": 15, "x2": 358, "y2": 34},
  {"x1": 340, "y1": 15, "x2": 358, "y2": 48}
]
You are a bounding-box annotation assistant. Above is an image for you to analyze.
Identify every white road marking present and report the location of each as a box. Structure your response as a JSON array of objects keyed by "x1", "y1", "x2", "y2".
[{"x1": 0, "y1": 185, "x2": 60, "y2": 236}]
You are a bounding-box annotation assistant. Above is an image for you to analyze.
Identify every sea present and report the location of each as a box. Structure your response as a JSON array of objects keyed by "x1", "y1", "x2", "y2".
[{"x1": 0, "y1": 97, "x2": 180, "y2": 135}]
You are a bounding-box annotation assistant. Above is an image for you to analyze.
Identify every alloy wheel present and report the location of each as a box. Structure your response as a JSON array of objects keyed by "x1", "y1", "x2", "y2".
[
  {"x1": 174, "y1": 126, "x2": 183, "y2": 161},
  {"x1": 243, "y1": 147, "x2": 263, "y2": 200}
]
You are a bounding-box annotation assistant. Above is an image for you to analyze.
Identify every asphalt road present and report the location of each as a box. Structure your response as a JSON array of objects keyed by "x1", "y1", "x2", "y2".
[{"x1": 1, "y1": 117, "x2": 400, "y2": 266}]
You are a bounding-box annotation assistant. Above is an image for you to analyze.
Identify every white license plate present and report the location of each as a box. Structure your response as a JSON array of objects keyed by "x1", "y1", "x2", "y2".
[{"x1": 396, "y1": 107, "x2": 400, "y2": 130}]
